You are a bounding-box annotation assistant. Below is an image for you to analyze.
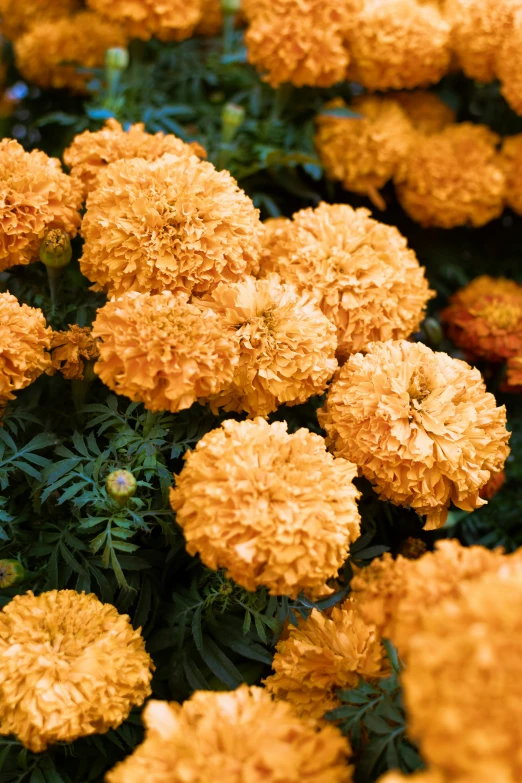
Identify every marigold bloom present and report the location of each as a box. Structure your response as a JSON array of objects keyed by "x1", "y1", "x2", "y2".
[
  {"x1": 261, "y1": 203, "x2": 433, "y2": 359},
  {"x1": 86, "y1": 0, "x2": 202, "y2": 41},
  {"x1": 245, "y1": 0, "x2": 361, "y2": 88},
  {"x1": 315, "y1": 96, "x2": 414, "y2": 208},
  {"x1": 445, "y1": 0, "x2": 516, "y2": 83},
  {"x1": 199, "y1": 274, "x2": 338, "y2": 418},
  {"x1": 319, "y1": 340, "x2": 511, "y2": 529},
  {"x1": 92, "y1": 291, "x2": 239, "y2": 413},
  {"x1": 506, "y1": 355, "x2": 522, "y2": 390},
  {"x1": 14, "y1": 13, "x2": 127, "y2": 93},
  {"x1": 479, "y1": 469, "x2": 506, "y2": 500},
  {"x1": 393, "y1": 91, "x2": 456, "y2": 134},
  {"x1": 265, "y1": 601, "x2": 389, "y2": 721},
  {"x1": 377, "y1": 773, "x2": 447, "y2": 783},
  {"x1": 500, "y1": 134, "x2": 522, "y2": 215},
  {"x1": 0, "y1": 590, "x2": 153, "y2": 752},
  {"x1": 0, "y1": 293, "x2": 51, "y2": 406},
  {"x1": 350, "y1": 540, "x2": 507, "y2": 654},
  {"x1": 395, "y1": 123, "x2": 505, "y2": 228},
  {"x1": 441, "y1": 276, "x2": 522, "y2": 362},
  {"x1": 47, "y1": 325, "x2": 100, "y2": 381},
  {"x1": 170, "y1": 418, "x2": 361, "y2": 597},
  {"x1": 497, "y1": 8, "x2": 522, "y2": 115},
  {"x1": 0, "y1": 0, "x2": 80, "y2": 40},
  {"x1": 81, "y1": 154, "x2": 261, "y2": 298},
  {"x1": 403, "y1": 564, "x2": 522, "y2": 780},
  {"x1": 195, "y1": 0, "x2": 223, "y2": 36},
  {"x1": 348, "y1": 0, "x2": 450, "y2": 90},
  {"x1": 0, "y1": 139, "x2": 82, "y2": 271},
  {"x1": 64, "y1": 119, "x2": 206, "y2": 198},
  {"x1": 107, "y1": 685, "x2": 353, "y2": 783}
]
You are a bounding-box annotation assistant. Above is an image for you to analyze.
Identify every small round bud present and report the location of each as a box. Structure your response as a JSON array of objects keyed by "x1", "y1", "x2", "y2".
[
  {"x1": 221, "y1": 103, "x2": 245, "y2": 144},
  {"x1": 106, "y1": 470, "x2": 137, "y2": 507},
  {"x1": 39, "y1": 229, "x2": 72, "y2": 269},
  {"x1": 422, "y1": 317, "x2": 443, "y2": 347},
  {"x1": 398, "y1": 537, "x2": 427, "y2": 560},
  {"x1": 0, "y1": 559, "x2": 24, "y2": 589},
  {"x1": 105, "y1": 47, "x2": 129, "y2": 72},
  {"x1": 221, "y1": 0, "x2": 241, "y2": 13}
]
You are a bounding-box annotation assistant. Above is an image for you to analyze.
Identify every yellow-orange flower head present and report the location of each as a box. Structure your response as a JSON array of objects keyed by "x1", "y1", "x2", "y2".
[
  {"x1": 500, "y1": 134, "x2": 522, "y2": 215},
  {"x1": 445, "y1": 0, "x2": 517, "y2": 83},
  {"x1": 47, "y1": 325, "x2": 100, "y2": 381},
  {"x1": 394, "y1": 123, "x2": 505, "y2": 228},
  {"x1": 393, "y1": 91, "x2": 456, "y2": 135},
  {"x1": 349, "y1": 540, "x2": 507, "y2": 655},
  {"x1": 0, "y1": 590, "x2": 153, "y2": 752},
  {"x1": 497, "y1": 8, "x2": 522, "y2": 115},
  {"x1": 318, "y1": 340, "x2": 511, "y2": 529},
  {"x1": 170, "y1": 418, "x2": 361, "y2": 597},
  {"x1": 199, "y1": 274, "x2": 338, "y2": 418},
  {"x1": 348, "y1": 0, "x2": 450, "y2": 91},
  {"x1": 261, "y1": 202, "x2": 433, "y2": 359},
  {"x1": 0, "y1": 139, "x2": 82, "y2": 271},
  {"x1": 245, "y1": 0, "x2": 361, "y2": 88},
  {"x1": 441, "y1": 276, "x2": 522, "y2": 362},
  {"x1": 315, "y1": 96, "x2": 415, "y2": 208},
  {"x1": 506, "y1": 355, "x2": 522, "y2": 390},
  {"x1": 0, "y1": 0, "x2": 80, "y2": 40},
  {"x1": 403, "y1": 562, "x2": 522, "y2": 780},
  {"x1": 107, "y1": 685, "x2": 353, "y2": 783},
  {"x1": 86, "y1": 0, "x2": 202, "y2": 41},
  {"x1": 92, "y1": 291, "x2": 239, "y2": 413},
  {"x1": 0, "y1": 293, "x2": 51, "y2": 406},
  {"x1": 195, "y1": 0, "x2": 223, "y2": 36},
  {"x1": 265, "y1": 601, "x2": 389, "y2": 721},
  {"x1": 64, "y1": 119, "x2": 206, "y2": 199},
  {"x1": 14, "y1": 12, "x2": 127, "y2": 93},
  {"x1": 80, "y1": 153, "x2": 261, "y2": 298}
]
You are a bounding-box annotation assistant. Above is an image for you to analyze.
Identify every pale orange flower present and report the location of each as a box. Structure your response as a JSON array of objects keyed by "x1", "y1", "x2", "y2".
[
  {"x1": 500, "y1": 134, "x2": 522, "y2": 215},
  {"x1": 0, "y1": 0, "x2": 80, "y2": 40},
  {"x1": 497, "y1": 8, "x2": 522, "y2": 115},
  {"x1": 86, "y1": 0, "x2": 202, "y2": 41}
]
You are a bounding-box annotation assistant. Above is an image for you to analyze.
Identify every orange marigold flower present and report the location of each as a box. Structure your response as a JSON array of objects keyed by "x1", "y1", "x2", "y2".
[
  {"x1": 377, "y1": 773, "x2": 448, "y2": 783},
  {"x1": 500, "y1": 134, "x2": 522, "y2": 216},
  {"x1": 315, "y1": 96, "x2": 414, "y2": 208},
  {"x1": 318, "y1": 340, "x2": 511, "y2": 529},
  {"x1": 349, "y1": 540, "x2": 507, "y2": 654},
  {"x1": 348, "y1": 0, "x2": 450, "y2": 91},
  {"x1": 506, "y1": 355, "x2": 522, "y2": 390},
  {"x1": 479, "y1": 469, "x2": 506, "y2": 500},
  {"x1": 265, "y1": 601, "x2": 389, "y2": 721},
  {"x1": 195, "y1": 0, "x2": 223, "y2": 36},
  {"x1": 245, "y1": 0, "x2": 361, "y2": 88},
  {"x1": 47, "y1": 325, "x2": 100, "y2": 381},
  {"x1": 441, "y1": 276, "x2": 522, "y2": 362},
  {"x1": 199, "y1": 274, "x2": 338, "y2": 418},
  {"x1": 86, "y1": 0, "x2": 202, "y2": 42},
  {"x1": 393, "y1": 90, "x2": 456, "y2": 135},
  {"x1": 0, "y1": 293, "x2": 51, "y2": 406},
  {"x1": 403, "y1": 562, "x2": 522, "y2": 780},
  {"x1": 107, "y1": 685, "x2": 353, "y2": 783},
  {"x1": 80, "y1": 153, "x2": 261, "y2": 298},
  {"x1": 0, "y1": 139, "x2": 81, "y2": 271},
  {"x1": 261, "y1": 202, "x2": 433, "y2": 359},
  {"x1": 64, "y1": 119, "x2": 206, "y2": 198},
  {"x1": 0, "y1": 0, "x2": 80, "y2": 40},
  {"x1": 394, "y1": 123, "x2": 505, "y2": 228},
  {"x1": 0, "y1": 590, "x2": 153, "y2": 752},
  {"x1": 170, "y1": 418, "x2": 361, "y2": 598},
  {"x1": 497, "y1": 8, "x2": 522, "y2": 115},
  {"x1": 92, "y1": 291, "x2": 239, "y2": 413},
  {"x1": 14, "y1": 12, "x2": 127, "y2": 93},
  {"x1": 445, "y1": 0, "x2": 516, "y2": 83}
]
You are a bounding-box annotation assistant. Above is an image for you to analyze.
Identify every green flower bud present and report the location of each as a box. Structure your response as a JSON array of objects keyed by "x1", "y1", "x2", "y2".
[
  {"x1": 221, "y1": 102, "x2": 245, "y2": 144},
  {"x1": 221, "y1": 0, "x2": 241, "y2": 13},
  {"x1": 423, "y1": 317, "x2": 443, "y2": 347},
  {"x1": 106, "y1": 469, "x2": 137, "y2": 506},
  {"x1": 39, "y1": 229, "x2": 72, "y2": 269},
  {"x1": 105, "y1": 47, "x2": 129, "y2": 72},
  {"x1": 0, "y1": 559, "x2": 24, "y2": 589}
]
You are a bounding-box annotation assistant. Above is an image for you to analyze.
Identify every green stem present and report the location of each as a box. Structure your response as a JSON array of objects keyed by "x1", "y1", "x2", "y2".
[
  {"x1": 46, "y1": 266, "x2": 62, "y2": 318},
  {"x1": 222, "y1": 13, "x2": 235, "y2": 56},
  {"x1": 272, "y1": 83, "x2": 293, "y2": 120},
  {"x1": 71, "y1": 378, "x2": 93, "y2": 413}
]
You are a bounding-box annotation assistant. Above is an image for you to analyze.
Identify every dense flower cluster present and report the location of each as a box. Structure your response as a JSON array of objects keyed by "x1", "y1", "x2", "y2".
[
  {"x1": 319, "y1": 340, "x2": 510, "y2": 529},
  {"x1": 64, "y1": 119, "x2": 206, "y2": 198},
  {"x1": 47, "y1": 325, "x2": 100, "y2": 381},
  {"x1": 170, "y1": 418, "x2": 361, "y2": 597},
  {"x1": 0, "y1": 139, "x2": 82, "y2": 271},
  {"x1": 86, "y1": 0, "x2": 203, "y2": 42},
  {"x1": 80, "y1": 153, "x2": 261, "y2": 298},
  {"x1": 265, "y1": 601, "x2": 389, "y2": 720},
  {"x1": 0, "y1": 590, "x2": 153, "y2": 752},
  {"x1": 441, "y1": 276, "x2": 522, "y2": 362},
  {"x1": 0, "y1": 0, "x2": 80, "y2": 40},
  {"x1": 14, "y1": 12, "x2": 127, "y2": 93},
  {"x1": 0, "y1": 293, "x2": 51, "y2": 407},
  {"x1": 199, "y1": 274, "x2": 338, "y2": 417},
  {"x1": 107, "y1": 686, "x2": 353, "y2": 783},
  {"x1": 261, "y1": 202, "x2": 433, "y2": 358},
  {"x1": 92, "y1": 291, "x2": 239, "y2": 413}
]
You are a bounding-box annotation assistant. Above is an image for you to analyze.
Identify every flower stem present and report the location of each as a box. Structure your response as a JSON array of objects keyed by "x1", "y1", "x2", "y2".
[{"x1": 46, "y1": 266, "x2": 62, "y2": 317}]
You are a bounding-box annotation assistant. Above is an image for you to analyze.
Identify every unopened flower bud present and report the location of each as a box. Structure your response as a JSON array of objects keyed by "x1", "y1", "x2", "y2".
[
  {"x1": 106, "y1": 469, "x2": 137, "y2": 506},
  {"x1": 105, "y1": 47, "x2": 129, "y2": 72},
  {"x1": 398, "y1": 537, "x2": 427, "y2": 560},
  {"x1": 221, "y1": 0, "x2": 241, "y2": 13},
  {"x1": 0, "y1": 559, "x2": 24, "y2": 589},
  {"x1": 422, "y1": 317, "x2": 443, "y2": 347},
  {"x1": 221, "y1": 102, "x2": 245, "y2": 144},
  {"x1": 39, "y1": 229, "x2": 72, "y2": 269}
]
